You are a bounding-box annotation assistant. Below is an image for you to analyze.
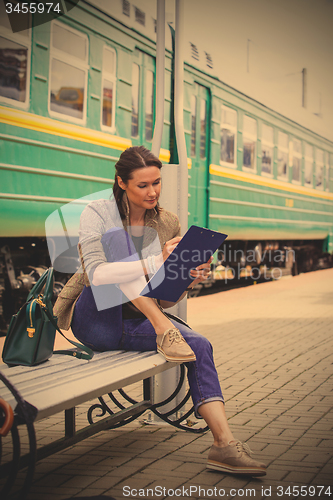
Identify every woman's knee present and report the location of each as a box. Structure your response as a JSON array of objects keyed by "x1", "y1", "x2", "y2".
[
  {"x1": 191, "y1": 334, "x2": 213, "y2": 355},
  {"x1": 175, "y1": 325, "x2": 213, "y2": 355}
]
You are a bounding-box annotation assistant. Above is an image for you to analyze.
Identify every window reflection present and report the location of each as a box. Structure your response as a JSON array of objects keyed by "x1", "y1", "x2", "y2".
[
  {"x1": 50, "y1": 59, "x2": 85, "y2": 119},
  {"x1": 131, "y1": 63, "x2": 139, "y2": 137},
  {"x1": 304, "y1": 144, "x2": 313, "y2": 186},
  {"x1": 102, "y1": 79, "x2": 113, "y2": 127},
  {"x1": 277, "y1": 131, "x2": 289, "y2": 179},
  {"x1": 145, "y1": 70, "x2": 154, "y2": 141},
  {"x1": 49, "y1": 22, "x2": 87, "y2": 121},
  {"x1": 261, "y1": 124, "x2": 274, "y2": 175},
  {"x1": 0, "y1": 37, "x2": 28, "y2": 102},
  {"x1": 292, "y1": 139, "x2": 302, "y2": 183},
  {"x1": 316, "y1": 150, "x2": 324, "y2": 189},
  {"x1": 190, "y1": 95, "x2": 196, "y2": 157},
  {"x1": 200, "y1": 99, "x2": 206, "y2": 159},
  {"x1": 326, "y1": 156, "x2": 331, "y2": 191},
  {"x1": 243, "y1": 116, "x2": 257, "y2": 170},
  {"x1": 220, "y1": 106, "x2": 237, "y2": 165},
  {"x1": 102, "y1": 47, "x2": 116, "y2": 129}
]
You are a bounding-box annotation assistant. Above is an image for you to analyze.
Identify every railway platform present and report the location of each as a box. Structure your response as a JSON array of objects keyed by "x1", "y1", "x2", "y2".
[{"x1": 1, "y1": 269, "x2": 332, "y2": 499}]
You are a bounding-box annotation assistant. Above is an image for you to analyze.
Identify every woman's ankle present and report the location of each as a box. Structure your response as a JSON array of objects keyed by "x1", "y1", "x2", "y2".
[
  {"x1": 154, "y1": 321, "x2": 174, "y2": 336},
  {"x1": 213, "y1": 435, "x2": 235, "y2": 448}
]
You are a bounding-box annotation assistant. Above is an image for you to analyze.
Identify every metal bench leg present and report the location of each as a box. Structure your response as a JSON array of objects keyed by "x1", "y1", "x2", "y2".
[
  {"x1": 88, "y1": 368, "x2": 208, "y2": 434},
  {"x1": 65, "y1": 408, "x2": 75, "y2": 438},
  {"x1": 0, "y1": 371, "x2": 37, "y2": 500},
  {"x1": 143, "y1": 377, "x2": 152, "y2": 402}
]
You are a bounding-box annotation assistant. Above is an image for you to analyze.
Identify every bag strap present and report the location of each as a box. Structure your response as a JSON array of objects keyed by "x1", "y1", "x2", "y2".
[
  {"x1": 27, "y1": 268, "x2": 54, "y2": 305},
  {"x1": 41, "y1": 306, "x2": 94, "y2": 361}
]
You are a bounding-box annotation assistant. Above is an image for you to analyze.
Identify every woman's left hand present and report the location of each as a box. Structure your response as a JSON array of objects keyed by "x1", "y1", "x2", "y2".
[{"x1": 189, "y1": 256, "x2": 213, "y2": 288}]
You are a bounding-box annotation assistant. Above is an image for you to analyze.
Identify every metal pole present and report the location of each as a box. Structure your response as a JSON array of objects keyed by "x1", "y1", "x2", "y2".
[
  {"x1": 147, "y1": 0, "x2": 188, "y2": 425},
  {"x1": 151, "y1": 0, "x2": 165, "y2": 157},
  {"x1": 174, "y1": 0, "x2": 188, "y2": 322},
  {"x1": 302, "y1": 68, "x2": 307, "y2": 108}
]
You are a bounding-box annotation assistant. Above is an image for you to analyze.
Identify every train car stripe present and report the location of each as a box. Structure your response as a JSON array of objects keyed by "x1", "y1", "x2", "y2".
[
  {"x1": 0, "y1": 193, "x2": 88, "y2": 204},
  {"x1": 209, "y1": 197, "x2": 330, "y2": 217},
  {"x1": 210, "y1": 179, "x2": 333, "y2": 207},
  {"x1": 210, "y1": 164, "x2": 333, "y2": 201},
  {"x1": 0, "y1": 162, "x2": 114, "y2": 184},
  {"x1": 0, "y1": 133, "x2": 120, "y2": 161},
  {"x1": 209, "y1": 213, "x2": 332, "y2": 226},
  {"x1": 0, "y1": 107, "x2": 171, "y2": 163},
  {"x1": 0, "y1": 106, "x2": 131, "y2": 151}
]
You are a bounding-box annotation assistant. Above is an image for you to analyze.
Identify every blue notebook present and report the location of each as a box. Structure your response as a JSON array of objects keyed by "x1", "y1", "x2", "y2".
[{"x1": 140, "y1": 225, "x2": 228, "y2": 302}]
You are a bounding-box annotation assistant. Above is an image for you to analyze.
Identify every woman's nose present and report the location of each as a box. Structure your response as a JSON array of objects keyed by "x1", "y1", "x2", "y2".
[{"x1": 148, "y1": 185, "x2": 155, "y2": 197}]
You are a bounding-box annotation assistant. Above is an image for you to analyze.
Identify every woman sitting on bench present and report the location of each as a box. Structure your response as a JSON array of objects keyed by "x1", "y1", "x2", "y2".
[{"x1": 54, "y1": 146, "x2": 266, "y2": 476}]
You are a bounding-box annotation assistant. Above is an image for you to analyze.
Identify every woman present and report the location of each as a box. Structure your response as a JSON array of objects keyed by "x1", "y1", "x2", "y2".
[{"x1": 54, "y1": 146, "x2": 266, "y2": 476}]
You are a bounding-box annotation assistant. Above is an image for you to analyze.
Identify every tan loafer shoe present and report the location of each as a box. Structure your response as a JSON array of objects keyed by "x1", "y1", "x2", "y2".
[
  {"x1": 207, "y1": 441, "x2": 267, "y2": 476},
  {"x1": 156, "y1": 328, "x2": 196, "y2": 362}
]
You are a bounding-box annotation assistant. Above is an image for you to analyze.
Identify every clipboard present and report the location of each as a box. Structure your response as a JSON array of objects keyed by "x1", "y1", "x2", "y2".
[{"x1": 140, "y1": 225, "x2": 228, "y2": 302}]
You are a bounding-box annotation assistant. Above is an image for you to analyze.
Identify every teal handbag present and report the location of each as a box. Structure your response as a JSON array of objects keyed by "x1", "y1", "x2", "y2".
[{"x1": 2, "y1": 268, "x2": 93, "y2": 366}]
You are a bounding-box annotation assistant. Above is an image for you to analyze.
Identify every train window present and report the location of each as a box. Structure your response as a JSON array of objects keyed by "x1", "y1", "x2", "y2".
[
  {"x1": 292, "y1": 138, "x2": 302, "y2": 183},
  {"x1": 101, "y1": 47, "x2": 116, "y2": 130},
  {"x1": 220, "y1": 105, "x2": 237, "y2": 166},
  {"x1": 131, "y1": 63, "x2": 140, "y2": 137},
  {"x1": 243, "y1": 115, "x2": 257, "y2": 170},
  {"x1": 316, "y1": 149, "x2": 324, "y2": 190},
  {"x1": 200, "y1": 99, "x2": 207, "y2": 159},
  {"x1": 261, "y1": 124, "x2": 274, "y2": 175},
  {"x1": 326, "y1": 155, "x2": 331, "y2": 191},
  {"x1": 304, "y1": 143, "x2": 313, "y2": 187},
  {"x1": 190, "y1": 95, "x2": 196, "y2": 157},
  {"x1": 53, "y1": 23, "x2": 87, "y2": 60},
  {"x1": 0, "y1": 2, "x2": 31, "y2": 106},
  {"x1": 277, "y1": 131, "x2": 289, "y2": 180},
  {"x1": 145, "y1": 69, "x2": 154, "y2": 141},
  {"x1": 49, "y1": 22, "x2": 88, "y2": 122}
]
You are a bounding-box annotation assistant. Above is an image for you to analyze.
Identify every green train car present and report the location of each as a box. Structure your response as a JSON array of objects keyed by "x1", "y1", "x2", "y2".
[{"x1": 0, "y1": 1, "x2": 332, "y2": 329}]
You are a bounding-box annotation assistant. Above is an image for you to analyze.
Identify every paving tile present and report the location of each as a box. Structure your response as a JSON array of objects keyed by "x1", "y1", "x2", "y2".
[
  {"x1": 87, "y1": 475, "x2": 123, "y2": 489},
  {"x1": 35, "y1": 474, "x2": 73, "y2": 488},
  {"x1": 61, "y1": 475, "x2": 101, "y2": 488},
  {"x1": 71, "y1": 488, "x2": 108, "y2": 497},
  {"x1": 310, "y1": 475, "x2": 333, "y2": 486},
  {"x1": 284, "y1": 471, "x2": 317, "y2": 483}
]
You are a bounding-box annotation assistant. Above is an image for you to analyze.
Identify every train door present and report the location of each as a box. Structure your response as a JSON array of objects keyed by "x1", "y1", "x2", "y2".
[
  {"x1": 188, "y1": 83, "x2": 210, "y2": 227},
  {"x1": 131, "y1": 49, "x2": 155, "y2": 149}
]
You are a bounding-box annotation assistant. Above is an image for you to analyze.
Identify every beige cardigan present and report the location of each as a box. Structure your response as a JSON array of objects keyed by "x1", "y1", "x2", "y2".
[{"x1": 54, "y1": 194, "x2": 180, "y2": 329}]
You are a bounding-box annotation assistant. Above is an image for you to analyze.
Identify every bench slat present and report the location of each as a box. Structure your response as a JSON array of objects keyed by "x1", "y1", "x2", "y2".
[{"x1": 1, "y1": 350, "x2": 154, "y2": 388}]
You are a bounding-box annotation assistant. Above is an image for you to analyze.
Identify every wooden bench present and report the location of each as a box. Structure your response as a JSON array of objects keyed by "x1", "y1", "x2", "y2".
[{"x1": 0, "y1": 348, "x2": 207, "y2": 499}]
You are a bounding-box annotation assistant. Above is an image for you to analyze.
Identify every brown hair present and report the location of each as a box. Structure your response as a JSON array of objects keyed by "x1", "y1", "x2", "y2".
[{"x1": 113, "y1": 146, "x2": 162, "y2": 219}]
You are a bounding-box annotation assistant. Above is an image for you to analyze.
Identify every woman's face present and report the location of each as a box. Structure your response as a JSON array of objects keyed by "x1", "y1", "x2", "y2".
[{"x1": 118, "y1": 166, "x2": 161, "y2": 213}]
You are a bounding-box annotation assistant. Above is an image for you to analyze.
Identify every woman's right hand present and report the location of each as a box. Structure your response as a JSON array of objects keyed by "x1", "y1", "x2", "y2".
[
  {"x1": 154, "y1": 236, "x2": 181, "y2": 270},
  {"x1": 162, "y1": 236, "x2": 182, "y2": 261}
]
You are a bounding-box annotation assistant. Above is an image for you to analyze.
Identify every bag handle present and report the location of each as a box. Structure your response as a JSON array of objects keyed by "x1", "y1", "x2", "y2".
[{"x1": 27, "y1": 268, "x2": 54, "y2": 305}]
